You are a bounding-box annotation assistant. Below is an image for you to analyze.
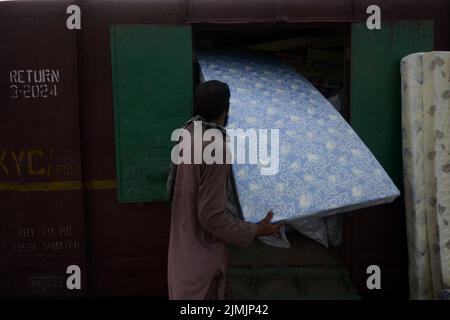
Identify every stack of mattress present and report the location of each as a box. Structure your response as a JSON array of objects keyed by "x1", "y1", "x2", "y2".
[
  {"x1": 197, "y1": 48, "x2": 400, "y2": 246},
  {"x1": 401, "y1": 51, "x2": 450, "y2": 298}
]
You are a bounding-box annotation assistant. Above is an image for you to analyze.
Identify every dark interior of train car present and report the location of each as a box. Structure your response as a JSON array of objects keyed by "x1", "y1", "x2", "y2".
[
  {"x1": 194, "y1": 25, "x2": 349, "y2": 116},
  {"x1": 192, "y1": 25, "x2": 361, "y2": 299}
]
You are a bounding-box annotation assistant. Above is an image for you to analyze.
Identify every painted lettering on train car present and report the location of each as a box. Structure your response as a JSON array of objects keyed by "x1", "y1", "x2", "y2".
[
  {"x1": 12, "y1": 225, "x2": 80, "y2": 253},
  {"x1": 9, "y1": 69, "x2": 59, "y2": 99},
  {"x1": 0, "y1": 149, "x2": 80, "y2": 177}
]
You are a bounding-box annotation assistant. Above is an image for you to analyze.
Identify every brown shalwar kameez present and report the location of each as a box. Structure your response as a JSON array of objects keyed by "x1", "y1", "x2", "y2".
[{"x1": 168, "y1": 122, "x2": 257, "y2": 300}]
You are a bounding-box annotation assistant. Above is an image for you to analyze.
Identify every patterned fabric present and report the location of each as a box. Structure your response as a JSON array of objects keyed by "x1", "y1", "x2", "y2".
[
  {"x1": 401, "y1": 51, "x2": 450, "y2": 299},
  {"x1": 198, "y1": 48, "x2": 399, "y2": 226}
]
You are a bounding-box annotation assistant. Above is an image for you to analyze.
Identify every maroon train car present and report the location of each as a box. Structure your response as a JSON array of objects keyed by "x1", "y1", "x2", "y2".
[{"x1": 0, "y1": 0, "x2": 449, "y2": 299}]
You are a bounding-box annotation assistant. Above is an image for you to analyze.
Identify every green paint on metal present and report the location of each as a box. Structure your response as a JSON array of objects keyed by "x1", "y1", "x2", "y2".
[
  {"x1": 110, "y1": 25, "x2": 193, "y2": 203},
  {"x1": 350, "y1": 21, "x2": 433, "y2": 188}
]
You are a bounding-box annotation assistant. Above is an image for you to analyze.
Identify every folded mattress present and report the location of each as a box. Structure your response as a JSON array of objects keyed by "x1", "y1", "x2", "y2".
[
  {"x1": 197, "y1": 49, "x2": 400, "y2": 224},
  {"x1": 401, "y1": 51, "x2": 450, "y2": 297}
]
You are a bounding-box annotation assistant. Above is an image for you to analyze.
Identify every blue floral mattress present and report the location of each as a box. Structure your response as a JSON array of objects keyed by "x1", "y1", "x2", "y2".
[{"x1": 197, "y1": 49, "x2": 400, "y2": 223}]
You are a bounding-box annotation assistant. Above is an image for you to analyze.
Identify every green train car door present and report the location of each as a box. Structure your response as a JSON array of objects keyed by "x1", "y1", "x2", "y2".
[
  {"x1": 348, "y1": 20, "x2": 433, "y2": 298},
  {"x1": 110, "y1": 25, "x2": 193, "y2": 203},
  {"x1": 350, "y1": 21, "x2": 433, "y2": 188}
]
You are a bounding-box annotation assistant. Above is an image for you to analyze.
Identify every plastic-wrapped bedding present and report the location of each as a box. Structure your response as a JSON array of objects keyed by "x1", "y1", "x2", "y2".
[
  {"x1": 401, "y1": 52, "x2": 450, "y2": 298},
  {"x1": 197, "y1": 48, "x2": 400, "y2": 246}
]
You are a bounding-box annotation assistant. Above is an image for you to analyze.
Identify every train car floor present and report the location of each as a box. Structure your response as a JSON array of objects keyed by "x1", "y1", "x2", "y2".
[{"x1": 228, "y1": 233, "x2": 360, "y2": 299}]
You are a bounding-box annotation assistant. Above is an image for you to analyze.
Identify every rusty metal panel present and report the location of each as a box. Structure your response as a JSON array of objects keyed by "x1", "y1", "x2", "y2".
[
  {"x1": 77, "y1": 0, "x2": 181, "y2": 185},
  {"x1": 187, "y1": 0, "x2": 441, "y2": 23},
  {"x1": 0, "y1": 1, "x2": 86, "y2": 297},
  {"x1": 276, "y1": 0, "x2": 355, "y2": 22},
  {"x1": 354, "y1": 0, "x2": 420, "y2": 20},
  {"x1": 353, "y1": 0, "x2": 448, "y2": 49},
  {"x1": 353, "y1": 0, "x2": 442, "y2": 20},
  {"x1": 187, "y1": 0, "x2": 276, "y2": 23},
  {"x1": 186, "y1": 0, "x2": 448, "y2": 49},
  {"x1": 79, "y1": 0, "x2": 183, "y2": 24},
  {"x1": 187, "y1": 0, "x2": 354, "y2": 23},
  {"x1": 77, "y1": 0, "x2": 180, "y2": 296},
  {"x1": 187, "y1": 0, "x2": 448, "y2": 24}
]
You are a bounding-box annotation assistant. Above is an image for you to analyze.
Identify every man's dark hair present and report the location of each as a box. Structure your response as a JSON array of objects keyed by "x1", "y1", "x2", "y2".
[{"x1": 194, "y1": 80, "x2": 230, "y2": 121}]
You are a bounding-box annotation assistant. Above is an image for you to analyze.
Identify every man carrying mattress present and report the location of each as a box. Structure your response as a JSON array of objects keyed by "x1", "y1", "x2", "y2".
[{"x1": 167, "y1": 80, "x2": 283, "y2": 300}]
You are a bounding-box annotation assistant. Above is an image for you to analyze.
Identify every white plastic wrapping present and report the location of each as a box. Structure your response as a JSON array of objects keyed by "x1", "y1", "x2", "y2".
[{"x1": 401, "y1": 51, "x2": 450, "y2": 299}]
